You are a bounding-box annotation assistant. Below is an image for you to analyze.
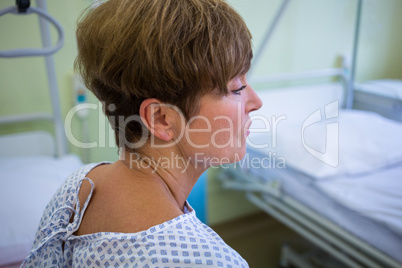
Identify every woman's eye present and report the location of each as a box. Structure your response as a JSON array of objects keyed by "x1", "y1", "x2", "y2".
[{"x1": 232, "y1": 85, "x2": 246, "y2": 95}]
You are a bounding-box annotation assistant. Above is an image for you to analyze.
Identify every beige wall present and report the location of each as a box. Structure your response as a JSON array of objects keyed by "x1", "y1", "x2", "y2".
[{"x1": 1, "y1": 0, "x2": 401, "y2": 225}]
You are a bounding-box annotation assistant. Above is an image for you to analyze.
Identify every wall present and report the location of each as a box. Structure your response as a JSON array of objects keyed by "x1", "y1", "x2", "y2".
[
  {"x1": 1, "y1": 0, "x2": 401, "y2": 225},
  {"x1": 230, "y1": 0, "x2": 402, "y2": 84}
]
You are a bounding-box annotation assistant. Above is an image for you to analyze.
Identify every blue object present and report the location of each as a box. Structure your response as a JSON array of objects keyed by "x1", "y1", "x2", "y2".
[
  {"x1": 187, "y1": 171, "x2": 208, "y2": 224},
  {"x1": 77, "y1": 93, "x2": 86, "y2": 103}
]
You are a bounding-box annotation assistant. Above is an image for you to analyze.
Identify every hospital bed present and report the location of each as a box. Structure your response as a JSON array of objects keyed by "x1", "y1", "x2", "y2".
[
  {"x1": 218, "y1": 0, "x2": 402, "y2": 267},
  {"x1": 218, "y1": 80, "x2": 402, "y2": 268},
  {"x1": 0, "y1": 1, "x2": 83, "y2": 267}
]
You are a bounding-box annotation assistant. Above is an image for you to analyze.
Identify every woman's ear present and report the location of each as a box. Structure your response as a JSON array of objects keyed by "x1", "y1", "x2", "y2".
[{"x1": 139, "y1": 99, "x2": 175, "y2": 141}]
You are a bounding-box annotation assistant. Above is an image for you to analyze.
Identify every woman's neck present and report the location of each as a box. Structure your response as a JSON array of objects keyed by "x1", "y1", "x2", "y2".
[{"x1": 119, "y1": 146, "x2": 206, "y2": 212}]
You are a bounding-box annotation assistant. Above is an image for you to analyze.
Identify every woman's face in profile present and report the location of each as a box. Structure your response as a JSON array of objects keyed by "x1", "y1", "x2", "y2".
[{"x1": 181, "y1": 74, "x2": 263, "y2": 168}]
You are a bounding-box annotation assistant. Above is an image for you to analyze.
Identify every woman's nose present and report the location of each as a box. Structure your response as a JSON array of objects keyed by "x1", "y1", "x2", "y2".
[{"x1": 246, "y1": 86, "x2": 263, "y2": 113}]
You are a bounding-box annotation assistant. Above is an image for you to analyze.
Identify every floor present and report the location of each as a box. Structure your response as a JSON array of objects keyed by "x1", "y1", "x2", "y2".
[{"x1": 211, "y1": 212, "x2": 312, "y2": 268}]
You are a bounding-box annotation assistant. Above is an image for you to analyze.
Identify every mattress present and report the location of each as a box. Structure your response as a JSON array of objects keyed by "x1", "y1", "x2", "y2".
[
  {"x1": 240, "y1": 148, "x2": 402, "y2": 264},
  {"x1": 0, "y1": 155, "x2": 83, "y2": 266}
]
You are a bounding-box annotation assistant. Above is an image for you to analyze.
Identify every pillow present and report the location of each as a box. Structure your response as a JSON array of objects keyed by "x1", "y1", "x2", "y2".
[
  {"x1": 248, "y1": 109, "x2": 402, "y2": 179},
  {"x1": 0, "y1": 155, "x2": 83, "y2": 266}
]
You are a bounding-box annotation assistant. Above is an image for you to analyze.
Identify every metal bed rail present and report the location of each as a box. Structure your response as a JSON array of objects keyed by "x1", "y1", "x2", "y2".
[
  {"x1": 249, "y1": 68, "x2": 344, "y2": 85},
  {"x1": 0, "y1": 113, "x2": 54, "y2": 125},
  {"x1": 248, "y1": 58, "x2": 350, "y2": 110}
]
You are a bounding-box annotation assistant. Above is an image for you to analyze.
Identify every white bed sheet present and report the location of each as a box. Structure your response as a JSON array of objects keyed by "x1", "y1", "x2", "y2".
[
  {"x1": 0, "y1": 155, "x2": 83, "y2": 266},
  {"x1": 315, "y1": 164, "x2": 402, "y2": 236},
  {"x1": 281, "y1": 165, "x2": 402, "y2": 264}
]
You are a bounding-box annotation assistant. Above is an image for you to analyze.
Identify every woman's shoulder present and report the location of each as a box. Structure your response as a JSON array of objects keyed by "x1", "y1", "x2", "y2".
[{"x1": 73, "y1": 161, "x2": 184, "y2": 235}]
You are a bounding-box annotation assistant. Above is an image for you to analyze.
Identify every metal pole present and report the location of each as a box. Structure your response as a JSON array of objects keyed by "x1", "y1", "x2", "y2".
[
  {"x1": 36, "y1": 0, "x2": 67, "y2": 157},
  {"x1": 346, "y1": 0, "x2": 363, "y2": 109}
]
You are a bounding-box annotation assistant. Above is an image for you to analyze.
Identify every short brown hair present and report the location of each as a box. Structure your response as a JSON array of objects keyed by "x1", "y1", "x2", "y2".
[{"x1": 75, "y1": 0, "x2": 252, "y2": 150}]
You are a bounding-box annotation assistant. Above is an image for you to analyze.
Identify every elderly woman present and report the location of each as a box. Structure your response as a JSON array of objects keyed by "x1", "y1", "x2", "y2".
[{"x1": 23, "y1": 0, "x2": 262, "y2": 266}]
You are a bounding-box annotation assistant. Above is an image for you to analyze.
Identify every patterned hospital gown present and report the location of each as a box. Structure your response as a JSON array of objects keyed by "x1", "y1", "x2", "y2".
[{"x1": 22, "y1": 162, "x2": 248, "y2": 267}]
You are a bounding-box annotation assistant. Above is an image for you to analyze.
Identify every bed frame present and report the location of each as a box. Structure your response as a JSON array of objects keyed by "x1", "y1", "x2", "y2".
[{"x1": 217, "y1": 166, "x2": 402, "y2": 268}]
